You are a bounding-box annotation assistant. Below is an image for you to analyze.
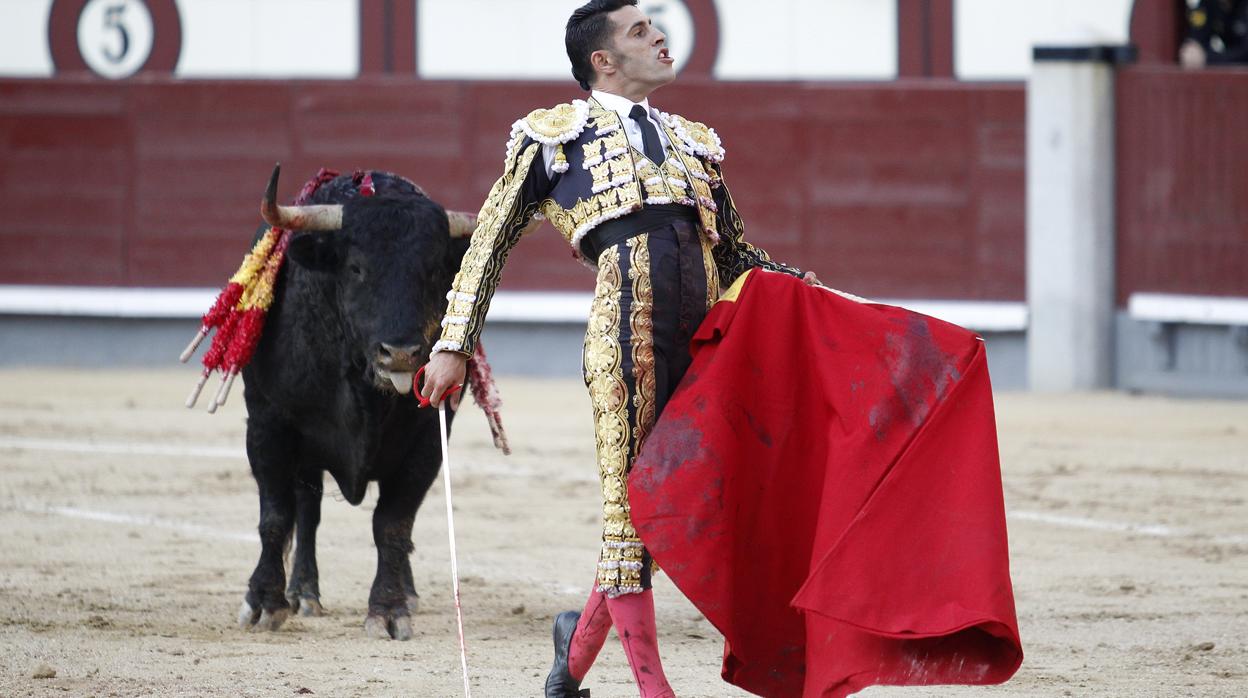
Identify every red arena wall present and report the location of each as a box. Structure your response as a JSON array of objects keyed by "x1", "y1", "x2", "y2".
[
  {"x1": 1115, "y1": 65, "x2": 1248, "y2": 303},
  {"x1": 0, "y1": 77, "x2": 1025, "y2": 300},
  {"x1": 5, "y1": 0, "x2": 1245, "y2": 305}
]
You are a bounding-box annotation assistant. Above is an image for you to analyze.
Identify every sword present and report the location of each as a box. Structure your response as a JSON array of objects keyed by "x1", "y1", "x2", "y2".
[
  {"x1": 439, "y1": 401, "x2": 472, "y2": 698},
  {"x1": 415, "y1": 366, "x2": 471, "y2": 697}
]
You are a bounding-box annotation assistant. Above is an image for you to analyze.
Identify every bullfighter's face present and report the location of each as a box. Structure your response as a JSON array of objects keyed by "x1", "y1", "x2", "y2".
[{"x1": 599, "y1": 4, "x2": 676, "y2": 92}]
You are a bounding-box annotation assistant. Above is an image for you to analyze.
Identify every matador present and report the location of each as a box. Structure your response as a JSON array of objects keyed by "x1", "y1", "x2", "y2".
[{"x1": 419, "y1": 2, "x2": 819, "y2": 696}]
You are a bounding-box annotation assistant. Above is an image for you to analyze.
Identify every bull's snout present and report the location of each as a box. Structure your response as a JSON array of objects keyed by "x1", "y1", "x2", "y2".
[
  {"x1": 372, "y1": 342, "x2": 425, "y2": 396},
  {"x1": 377, "y1": 342, "x2": 424, "y2": 370}
]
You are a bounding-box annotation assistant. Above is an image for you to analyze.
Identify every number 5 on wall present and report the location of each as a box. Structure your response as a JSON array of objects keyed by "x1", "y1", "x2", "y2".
[
  {"x1": 100, "y1": 4, "x2": 133, "y2": 65},
  {"x1": 48, "y1": 0, "x2": 182, "y2": 79}
]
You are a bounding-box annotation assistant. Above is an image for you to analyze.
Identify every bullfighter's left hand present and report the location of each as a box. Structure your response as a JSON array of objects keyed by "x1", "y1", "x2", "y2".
[
  {"x1": 802, "y1": 271, "x2": 822, "y2": 286},
  {"x1": 419, "y1": 351, "x2": 467, "y2": 408}
]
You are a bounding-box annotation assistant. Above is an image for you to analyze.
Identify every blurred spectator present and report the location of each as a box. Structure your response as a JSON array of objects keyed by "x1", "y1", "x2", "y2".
[{"x1": 1180, "y1": 0, "x2": 1248, "y2": 67}]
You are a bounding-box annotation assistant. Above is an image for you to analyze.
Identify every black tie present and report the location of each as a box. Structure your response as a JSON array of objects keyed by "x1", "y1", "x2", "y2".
[{"x1": 629, "y1": 104, "x2": 665, "y2": 165}]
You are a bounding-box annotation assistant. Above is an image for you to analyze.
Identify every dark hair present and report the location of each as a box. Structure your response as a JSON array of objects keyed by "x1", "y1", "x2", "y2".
[{"x1": 566, "y1": 0, "x2": 638, "y2": 91}]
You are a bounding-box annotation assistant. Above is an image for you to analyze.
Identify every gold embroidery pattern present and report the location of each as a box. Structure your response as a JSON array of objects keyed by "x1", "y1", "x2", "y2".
[
  {"x1": 660, "y1": 121, "x2": 721, "y2": 242},
  {"x1": 434, "y1": 138, "x2": 542, "y2": 355},
  {"x1": 585, "y1": 246, "x2": 645, "y2": 595},
  {"x1": 544, "y1": 101, "x2": 718, "y2": 263},
  {"x1": 583, "y1": 138, "x2": 606, "y2": 164},
  {"x1": 590, "y1": 160, "x2": 612, "y2": 190},
  {"x1": 662, "y1": 112, "x2": 726, "y2": 162},
  {"x1": 519, "y1": 101, "x2": 591, "y2": 144},
  {"x1": 606, "y1": 128, "x2": 630, "y2": 152},
  {"x1": 540, "y1": 199, "x2": 573, "y2": 243},
  {"x1": 661, "y1": 156, "x2": 694, "y2": 202},
  {"x1": 632, "y1": 146, "x2": 698, "y2": 208},
  {"x1": 627, "y1": 236, "x2": 657, "y2": 455},
  {"x1": 564, "y1": 183, "x2": 645, "y2": 257},
  {"x1": 523, "y1": 101, "x2": 749, "y2": 269},
  {"x1": 701, "y1": 235, "x2": 721, "y2": 310},
  {"x1": 636, "y1": 156, "x2": 666, "y2": 202}
]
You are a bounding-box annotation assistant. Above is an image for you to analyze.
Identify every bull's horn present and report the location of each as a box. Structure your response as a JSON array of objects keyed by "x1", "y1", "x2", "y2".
[
  {"x1": 446, "y1": 210, "x2": 478, "y2": 238},
  {"x1": 260, "y1": 163, "x2": 344, "y2": 231}
]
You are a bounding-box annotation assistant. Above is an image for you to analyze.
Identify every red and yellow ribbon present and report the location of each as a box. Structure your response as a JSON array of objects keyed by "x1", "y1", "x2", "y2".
[{"x1": 182, "y1": 168, "x2": 339, "y2": 411}]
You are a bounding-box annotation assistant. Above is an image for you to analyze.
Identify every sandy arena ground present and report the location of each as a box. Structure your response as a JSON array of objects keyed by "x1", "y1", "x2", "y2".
[{"x1": 0, "y1": 368, "x2": 1245, "y2": 697}]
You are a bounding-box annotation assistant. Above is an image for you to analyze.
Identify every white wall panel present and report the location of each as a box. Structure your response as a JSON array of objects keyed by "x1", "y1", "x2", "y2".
[
  {"x1": 956, "y1": 0, "x2": 1133, "y2": 80},
  {"x1": 0, "y1": 0, "x2": 55, "y2": 77},
  {"x1": 421, "y1": 0, "x2": 895, "y2": 81},
  {"x1": 419, "y1": 0, "x2": 580, "y2": 79},
  {"x1": 3, "y1": 0, "x2": 1141, "y2": 83},
  {"x1": 715, "y1": 0, "x2": 896, "y2": 80},
  {"x1": 175, "y1": 0, "x2": 358, "y2": 78},
  {"x1": 419, "y1": 0, "x2": 697, "y2": 80}
]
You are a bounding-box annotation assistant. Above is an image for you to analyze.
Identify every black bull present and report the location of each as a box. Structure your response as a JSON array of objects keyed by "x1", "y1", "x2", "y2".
[{"x1": 237, "y1": 170, "x2": 472, "y2": 640}]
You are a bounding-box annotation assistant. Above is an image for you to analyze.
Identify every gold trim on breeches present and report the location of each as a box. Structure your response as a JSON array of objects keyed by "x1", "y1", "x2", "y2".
[{"x1": 583, "y1": 229, "x2": 718, "y2": 596}]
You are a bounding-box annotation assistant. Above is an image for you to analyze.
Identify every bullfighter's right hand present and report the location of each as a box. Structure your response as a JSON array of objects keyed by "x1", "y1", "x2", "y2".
[{"x1": 419, "y1": 351, "x2": 468, "y2": 408}]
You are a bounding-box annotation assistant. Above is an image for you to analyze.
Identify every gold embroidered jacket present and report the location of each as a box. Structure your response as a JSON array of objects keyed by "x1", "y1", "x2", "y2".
[{"x1": 434, "y1": 97, "x2": 802, "y2": 357}]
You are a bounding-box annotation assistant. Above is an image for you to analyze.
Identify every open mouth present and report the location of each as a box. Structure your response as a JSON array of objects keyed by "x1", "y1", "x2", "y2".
[
  {"x1": 372, "y1": 366, "x2": 415, "y2": 395},
  {"x1": 658, "y1": 47, "x2": 673, "y2": 64}
]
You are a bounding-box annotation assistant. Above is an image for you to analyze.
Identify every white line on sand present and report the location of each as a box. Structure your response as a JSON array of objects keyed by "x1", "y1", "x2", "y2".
[
  {"x1": 4, "y1": 437, "x2": 1242, "y2": 545},
  {"x1": 0, "y1": 436, "x2": 242, "y2": 460},
  {"x1": 11, "y1": 501, "x2": 1241, "y2": 550},
  {"x1": 4, "y1": 502, "x2": 258, "y2": 543},
  {"x1": 1007, "y1": 510, "x2": 1246, "y2": 546},
  {"x1": 0, "y1": 436, "x2": 597, "y2": 482}
]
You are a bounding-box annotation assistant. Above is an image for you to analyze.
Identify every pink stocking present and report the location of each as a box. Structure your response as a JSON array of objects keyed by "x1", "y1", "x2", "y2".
[
  {"x1": 567, "y1": 583, "x2": 613, "y2": 681},
  {"x1": 606, "y1": 589, "x2": 675, "y2": 698}
]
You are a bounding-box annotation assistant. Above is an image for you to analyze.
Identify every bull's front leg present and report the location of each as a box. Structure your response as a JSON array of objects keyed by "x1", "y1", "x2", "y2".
[
  {"x1": 239, "y1": 419, "x2": 298, "y2": 632},
  {"x1": 364, "y1": 463, "x2": 438, "y2": 640},
  {"x1": 286, "y1": 471, "x2": 325, "y2": 616}
]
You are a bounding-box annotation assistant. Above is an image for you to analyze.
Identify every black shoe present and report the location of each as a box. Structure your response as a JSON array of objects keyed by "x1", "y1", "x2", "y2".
[{"x1": 544, "y1": 610, "x2": 590, "y2": 698}]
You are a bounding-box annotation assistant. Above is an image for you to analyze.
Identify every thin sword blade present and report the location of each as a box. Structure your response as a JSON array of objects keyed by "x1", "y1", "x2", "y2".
[{"x1": 440, "y1": 403, "x2": 472, "y2": 697}]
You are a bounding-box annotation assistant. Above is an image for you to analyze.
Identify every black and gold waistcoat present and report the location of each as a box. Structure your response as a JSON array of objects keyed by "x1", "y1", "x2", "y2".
[{"x1": 434, "y1": 97, "x2": 802, "y2": 356}]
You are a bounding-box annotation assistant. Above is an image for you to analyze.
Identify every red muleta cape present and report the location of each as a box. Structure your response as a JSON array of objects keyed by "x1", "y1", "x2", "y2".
[{"x1": 628, "y1": 269, "x2": 1023, "y2": 697}]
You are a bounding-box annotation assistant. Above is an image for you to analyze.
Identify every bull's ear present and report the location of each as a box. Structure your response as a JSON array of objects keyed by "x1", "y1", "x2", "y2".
[{"x1": 287, "y1": 232, "x2": 341, "y2": 272}]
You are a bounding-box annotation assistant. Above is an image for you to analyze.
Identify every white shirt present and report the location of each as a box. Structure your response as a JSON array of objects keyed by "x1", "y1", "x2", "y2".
[{"x1": 540, "y1": 90, "x2": 672, "y2": 179}]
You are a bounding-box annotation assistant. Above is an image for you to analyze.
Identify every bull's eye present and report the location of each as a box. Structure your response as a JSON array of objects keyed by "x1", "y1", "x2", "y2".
[{"x1": 348, "y1": 262, "x2": 363, "y2": 277}]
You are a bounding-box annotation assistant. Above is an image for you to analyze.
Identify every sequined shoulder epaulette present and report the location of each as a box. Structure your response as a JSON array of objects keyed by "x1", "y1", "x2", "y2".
[
  {"x1": 659, "y1": 111, "x2": 725, "y2": 163},
  {"x1": 512, "y1": 100, "x2": 592, "y2": 146}
]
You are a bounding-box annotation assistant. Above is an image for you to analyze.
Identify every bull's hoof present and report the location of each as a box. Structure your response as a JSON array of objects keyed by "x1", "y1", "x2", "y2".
[
  {"x1": 405, "y1": 594, "x2": 420, "y2": 615},
  {"x1": 364, "y1": 612, "x2": 413, "y2": 641},
  {"x1": 288, "y1": 593, "x2": 326, "y2": 617},
  {"x1": 237, "y1": 601, "x2": 291, "y2": 632},
  {"x1": 237, "y1": 601, "x2": 258, "y2": 628}
]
